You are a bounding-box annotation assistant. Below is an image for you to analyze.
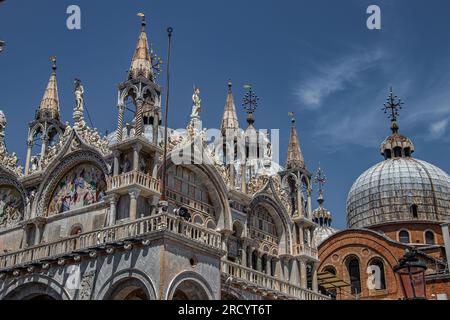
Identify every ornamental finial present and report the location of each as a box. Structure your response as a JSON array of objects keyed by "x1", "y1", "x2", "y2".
[
  {"x1": 49, "y1": 56, "x2": 57, "y2": 72},
  {"x1": 242, "y1": 84, "x2": 259, "y2": 126},
  {"x1": 137, "y1": 12, "x2": 146, "y2": 30},
  {"x1": 314, "y1": 164, "x2": 327, "y2": 205},
  {"x1": 288, "y1": 112, "x2": 296, "y2": 125},
  {"x1": 382, "y1": 87, "x2": 404, "y2": 133}
]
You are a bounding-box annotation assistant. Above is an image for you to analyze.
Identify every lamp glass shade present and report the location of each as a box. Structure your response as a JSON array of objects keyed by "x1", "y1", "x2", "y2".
[{"x1": 396, "y1": 265, "x2": 427, "y2": 299}]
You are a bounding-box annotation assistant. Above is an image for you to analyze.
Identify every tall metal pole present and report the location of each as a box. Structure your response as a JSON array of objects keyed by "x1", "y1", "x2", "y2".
[
  {"x1": 160, "y1": 27, "x2": 173, "y2": 204},
  {"x1": 0, "y1": 1, "x2": 5, "y2": 53}
]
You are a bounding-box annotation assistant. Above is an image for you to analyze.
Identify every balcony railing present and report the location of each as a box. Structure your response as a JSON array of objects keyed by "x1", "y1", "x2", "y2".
[
  {"x1": 293, "y1": 244, "x2": 318, "y2": 260},
  {"x1": 222, "y1": 260, "x2": 329, "y2": 300},
  {"x1": 107, "y1": 170, "x2": 161, "y2": 195},
  {"x1": 0, "y1": 213, "x2": 221, "y2": 270}
]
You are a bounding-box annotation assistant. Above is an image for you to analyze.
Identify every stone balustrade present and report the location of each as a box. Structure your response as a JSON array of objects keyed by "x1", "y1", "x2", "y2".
[
  {"x1": 221, "y1": 260, "x2": 329, "y2": 300},
  {"x1": 0, "y1": 213, "x2": 221, "y2": 270},
  {"x1": 107, "y1": 170, "x2": 161, "y2": 195},
  {"x1": 293, "y1": 243, "x2": 318, "y2": 260}
]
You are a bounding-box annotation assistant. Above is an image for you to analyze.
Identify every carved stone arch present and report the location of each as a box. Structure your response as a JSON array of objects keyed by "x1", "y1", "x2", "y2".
[
  {"x1": 119, "y1": 85, "x2": 139, "y2": 105},
  {"x1": 281, "y1": 172, "x2": 299, "y2": 190},
  {"x1": 166, "y1": 271, "x2": 214, "y2": 300},
  {"x1": 1, "y1": 275, "x2": 71, "y2": 300},
  {"x1": 0, "y1": 167, "x2": 27, "y2": 227},
  {"x1": 161, "y1": 149, "x2": 233, "y2": 232},
  {"x1": 95, "y1": 269, "x2": 157, "y2": 300},
  {"x1": 300, "y1": 173, "x2": 311, "y2": 189},
  {"x1": 141, "y1": 84, "x2": 160, "y2": 100},
  {"x1": 249, "y1": 193, "x2": 292, "y2": 255},
  {"x1": 221, "y1": 287, "x2": 245, "y2": 300},
  {"x1": 35, "y1": 149, "x2": 108, "y2": 217},
  {"x1": 29, "y1": 123, "x2": 45, "y2": 139}
]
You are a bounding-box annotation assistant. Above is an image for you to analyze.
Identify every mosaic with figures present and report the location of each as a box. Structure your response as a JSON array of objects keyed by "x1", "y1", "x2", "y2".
[
  {"x1": 48, "y1": 164, "x2": 107, "y2": 215},
  {"x1": 0, "y1": 186, "x2": 24, "y2": 226}
]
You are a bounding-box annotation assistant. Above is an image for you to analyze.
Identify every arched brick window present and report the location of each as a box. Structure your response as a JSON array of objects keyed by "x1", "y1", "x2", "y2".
[
  {"x1": 425, "y1": 230, "x2": 435, "y2": 245},
  {"x1": 346, "y1": 256, "x2": 362, "y2": 295}
]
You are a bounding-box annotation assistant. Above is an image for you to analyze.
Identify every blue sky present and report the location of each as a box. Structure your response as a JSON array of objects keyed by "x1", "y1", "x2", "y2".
[{"x1": 0, "y1": 0, "x2": 449, "y2": 229}]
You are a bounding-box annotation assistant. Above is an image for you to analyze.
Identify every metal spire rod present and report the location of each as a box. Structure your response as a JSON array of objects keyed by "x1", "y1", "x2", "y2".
[{"x1": 160, "y1": 27, "x2": 173, "y2": 202}]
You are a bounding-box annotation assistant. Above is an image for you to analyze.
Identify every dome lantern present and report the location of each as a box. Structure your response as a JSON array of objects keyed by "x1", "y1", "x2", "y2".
[{"x1": 380, "y1": 88, "x2": 415, "y2": 159}]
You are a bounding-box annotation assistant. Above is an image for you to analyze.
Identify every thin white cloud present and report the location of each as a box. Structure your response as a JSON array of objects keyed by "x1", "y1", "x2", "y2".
[
  {"x1": 294, "y1": 49, "x2": 385, "y2": 109},
  {"x1": 428, "y1": 118, "x2": 449, "y2": 140}
]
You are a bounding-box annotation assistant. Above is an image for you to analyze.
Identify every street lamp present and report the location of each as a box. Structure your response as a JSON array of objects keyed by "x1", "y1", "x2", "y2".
[{"x1": 394, "y1": 248, "x2": 427, "y2": 300}]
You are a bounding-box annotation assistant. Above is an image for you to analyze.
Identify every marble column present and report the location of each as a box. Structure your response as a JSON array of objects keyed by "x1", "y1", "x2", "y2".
[
  {"x1": 132, "y1": 143, "x2": 142, "y2": 171},
  {"x1": 299, "y1": 259, "x2": 307, "y2": 289},
  {"x1": 116, "y1": 104, "x2": 125, "y2": 142},
  {"x1": 296, "y1": 183, "x2": 303, "y2": 217},
  {"x1": 247, "y1": 246, "x2": 252, "y2": 268},
  {"x1": 108, "y1": 195, "x2": 118, "y2": 226},
  {"x1": 312, "y1": 262, "x2": 319, "y2": 292},
  {"x1": 24, "y1": 140, "x2": 33, "y2": 176},
  {"x1": 135, "y1": 99, "x2": 144, "y2": 137},
  {"x1": 266, "y1": 256, "x2": 272, "y2": 275},
  {"x1": 241, "y1": 245, "x2": 247, "y2": 267},
  {"x1": 152, "y1": 113, "x2": 159, "y2": 145},
  {"x1": 129, "y1": 188, "x2": 141, "y2": 221},
  {"x1": 307, "y1": 188, "x2": 312, "y2": 219},
  {"x1": 256, "y1": 252, "x2": 262, "y2": 272},
  {"x1": 34, "y1": 223, "x2": 41, "y2": 245},
  {"x1": 113, "y1": 150, "x2": 121, "y2": 176}
]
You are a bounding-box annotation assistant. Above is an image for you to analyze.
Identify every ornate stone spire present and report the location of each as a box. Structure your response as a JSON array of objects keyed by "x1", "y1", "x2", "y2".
[
  {"x1": 38, "y1": 56, "x2": 60, "y2": 119},
  {"x1": 220, "y1": 81, "x2": 239, "y2": 135},
  {"x1": 285, "y1": 112, "x2": 305, "y2": 170},
  {"x1": 128, "y1": 13, "x2": 153, "y2": 81}
]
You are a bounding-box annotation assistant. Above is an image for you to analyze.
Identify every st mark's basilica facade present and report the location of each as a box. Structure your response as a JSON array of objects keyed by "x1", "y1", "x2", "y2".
[{"x1": 0, "y1": 17, "x2": 449, "y2": 301}]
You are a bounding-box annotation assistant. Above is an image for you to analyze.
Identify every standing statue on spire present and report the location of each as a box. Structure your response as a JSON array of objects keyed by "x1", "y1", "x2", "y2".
[
  {"x1": 191, "y1": 87, "x2": 202, "y2": 118},
  {"x1": 73, "y1": 79, "x2": 86, "y2": 129}
]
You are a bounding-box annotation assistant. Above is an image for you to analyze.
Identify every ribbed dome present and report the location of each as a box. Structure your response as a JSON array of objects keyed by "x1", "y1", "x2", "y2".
[
  {"x1": 347, "y1": 158, "x2": 450, "y2": 228},
  {"x1": 314, "y1": 225, "x2": 337, "y2": 246}
]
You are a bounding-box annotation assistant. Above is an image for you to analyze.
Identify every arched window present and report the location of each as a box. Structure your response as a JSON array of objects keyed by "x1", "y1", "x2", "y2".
[
  {"x1": 425, "y1": 231, "x2": 435, "y2": 245},
  {"x1": 70, "y1": 225, "x2": 83, "y2": 236},
  {"x1": 410, "y1": 204, "x2": 418, "y2": 218},
  {"x1": 384, "y1": 149, "x2": 392, "y2": 159},
  {"x1": 404, "y1": 147, "x2": 411, "y2": 157},
  {"x1": 393, "y1": 147, "x2": 402, "y2": 158},
  {"x1": 399, "y1": 230, "x2": 410, "y2": 244},
  {"x1": 368, "y1": 259, "x2": 386, "y2": 290},
  {"x1": 346, "y1": 257, "x2": 361, "y2": 295},
  {"x1": 323, "y1": 266, "x2": 337, "y2": 275}
]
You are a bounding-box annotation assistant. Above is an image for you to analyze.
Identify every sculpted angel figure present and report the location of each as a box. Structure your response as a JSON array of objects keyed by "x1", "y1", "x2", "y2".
[
  {"x1": 74, "y1": 79, "x2": 84, "y2": 110},
  {"x1": 191, "y1": 87, "x2": 202, "y2": 118}
]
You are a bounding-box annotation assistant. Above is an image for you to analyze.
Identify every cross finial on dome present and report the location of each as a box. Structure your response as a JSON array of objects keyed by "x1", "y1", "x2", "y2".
[{"x1": 382, "y1": 87, "x2": 404, "y2": 133}]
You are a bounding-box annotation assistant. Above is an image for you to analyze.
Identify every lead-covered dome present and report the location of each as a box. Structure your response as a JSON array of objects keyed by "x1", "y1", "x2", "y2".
[
  {"x1": 347, "y1": 158, "x2": 450, "y2": 228},
  {"x1": 347, "y1": 89, "x2": 450, "y2": 229}
]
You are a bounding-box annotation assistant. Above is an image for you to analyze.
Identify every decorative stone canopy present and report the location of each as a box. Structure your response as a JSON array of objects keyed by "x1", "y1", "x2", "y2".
[
  {"x1": 128, "y1": 14, "x2": 153, "y2": 81},
  {"x1": 285, "y1": 113, "x2": 305, "y2": 170}
]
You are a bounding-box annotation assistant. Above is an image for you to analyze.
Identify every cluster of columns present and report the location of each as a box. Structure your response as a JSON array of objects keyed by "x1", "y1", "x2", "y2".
[
  {"x1": 295, "y1": 182, "x2": 312, "y2": 218},
  {"x1": 24, "y1": 132, "x2": 50, "y2": 176},
  {"x1": 107, "y1": 141, "x2": 160, "y2": 226},
  {"x1": 21, "y1": 218, "x2": 46, "y2": 248},
  {"x1": 237, "y1": 241, "x2": 319, "y2": 292}
]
